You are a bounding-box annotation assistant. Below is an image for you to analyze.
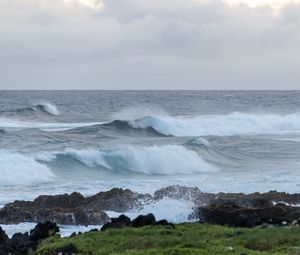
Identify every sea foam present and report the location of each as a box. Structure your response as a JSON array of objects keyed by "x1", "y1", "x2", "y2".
[
  {"x1": 49, "y1": 145, "x2": 216, "y2": 175},
  {"x1": 128, "y1": 112, "x2": 300, "y2": 136},
  {"x1": 0, "y1": 150, "x2": 55, "y2": 186}
]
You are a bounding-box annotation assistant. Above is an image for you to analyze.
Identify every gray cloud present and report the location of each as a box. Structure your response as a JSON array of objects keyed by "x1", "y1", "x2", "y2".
[{"x1": 0, "y1": 0, "x2": 300, "y2": 89}]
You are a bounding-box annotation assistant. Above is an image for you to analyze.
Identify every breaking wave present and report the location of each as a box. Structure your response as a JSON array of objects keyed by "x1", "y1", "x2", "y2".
[
  {"x1": 124, "y1": 112, "x2": 300, "y2": 136},
  {"x1": 0, "y1": 102, "x2": 59, "y2": 117},
  {"x1": 0, "y1": 150, "x2": 55, "y2": 186},
  {"x1": 39, "y1": 145, "x2": 216, "y2": 175},
  {"x1": 34, "y1": 102, "x2": 59, "y2": 116}
]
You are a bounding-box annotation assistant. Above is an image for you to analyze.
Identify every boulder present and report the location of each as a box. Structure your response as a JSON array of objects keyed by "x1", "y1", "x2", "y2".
[
  {"x1": 101, "y1": 215, "x2": 131, "y2": 231},
  {"x1": 0, "y1": 227, "x2": 8, "y2": 245},
  {"x1": 131, "y1": 214, "x2": 156, "y2": 228},
  {"x1": 101, "y1": 214, "x2": 174, "y2": 231},
  {"x1": 29, "y1": 221, "x2": 60, "y2": 241},
  {"x1": 0, "y1": 222, "x2": 59, "y2": 255}
]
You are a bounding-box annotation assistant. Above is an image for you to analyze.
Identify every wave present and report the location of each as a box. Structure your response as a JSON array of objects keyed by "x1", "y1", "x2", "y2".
[
  {"x1": 67, "y1": 120, "x2": 167, "y2": 137},
  {"x1": 38, "y1": 145, "x2": 216, "y2": 175},
  {"x1": 65, "y1": 111, "x2": 300, "y2": 137},
  {"x1": 34, "y1": 102, "x2": 59, "y2": 116},
  {"x1": 125, "y1": 112, "x2": 300, "y2": 136},
  {"x1": 0, "y1": 102, "x2": 59, "y2": 117},
  {"x1": 0, "y1": 118, "x2": 102, "y2": 132},
  {"x1": 0, "y1": 150, "x2": 55, "y2": 186}
]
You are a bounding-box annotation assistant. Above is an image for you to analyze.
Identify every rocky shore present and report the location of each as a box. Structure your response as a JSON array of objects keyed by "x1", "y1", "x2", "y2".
[
  {"x1": 1, "y1": 185, "x2": 300, "y2": 227},
  {"x1": 2, "y1": 186, "x2": 300, "y2": 254}
]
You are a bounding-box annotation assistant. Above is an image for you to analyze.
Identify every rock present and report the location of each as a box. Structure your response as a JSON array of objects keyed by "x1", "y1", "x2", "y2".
[
  {"x1": 2, "y1": 186, "x2": 300, "y2": 227},
  {"x1": 55, "y1": 243, "x2": 79, "y2": 255},
  {"x1": 101, "y1": 214, "x2": 174, "y2": 231},
  {"x1": 101, "y1": 215, "x2": 131, "y2": 231},
  {"x1": 198, "y1": 203, "x2": 300, "y2": 227},
  {"x1": 131, "y1": 214, "x2": 156, "y2": 228},
  {"x1": 9, "y1": 232, "x2": 29, "y2": 252},
  {"x1": 155, "y1": 220, "x2": 176, "y2": 228},
  {"x1": 86, "y1": 188, "x2": 152, "y2": 212},
  {"x1": 0, "y1": 188, "x2": 149, "y2": 225},
  {"x1": 29, "y1": 221, "x2": 59, "y2": 241},
  {"x1": 0, "y1": 222, "x2": 60, "y2": 255},
  {"x1": 154, "y1": 185, "x2": 204, "y2": 201},
  {"x1": 0, "y1": 227, "x2": 8, "y2": 245}
]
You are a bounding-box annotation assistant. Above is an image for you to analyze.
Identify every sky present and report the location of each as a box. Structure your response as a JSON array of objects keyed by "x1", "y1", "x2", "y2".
[{"x1": 1, "y1": 0, "x2": 300, "y2": 90}]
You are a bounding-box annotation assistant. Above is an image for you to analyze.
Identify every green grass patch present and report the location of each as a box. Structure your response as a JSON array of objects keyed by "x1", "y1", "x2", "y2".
[{"x1": 36, "y1": 223, "x2": 300, "y2": 255}]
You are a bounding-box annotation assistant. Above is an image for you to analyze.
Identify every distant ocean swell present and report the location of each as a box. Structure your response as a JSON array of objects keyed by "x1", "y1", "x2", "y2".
[{"x1": 2, "y1": 106, "x2": 300, "y2": 136}]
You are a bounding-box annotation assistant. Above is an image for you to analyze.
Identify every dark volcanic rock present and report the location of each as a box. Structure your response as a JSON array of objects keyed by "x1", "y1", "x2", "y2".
[
  {"x1": 0, "y1": 205, "x2": 109, "y2": 226},
  {"x1": 0, "y1": 222, "x2": 59, "y2": 255},
  {"x1": 55, "y1": 243, "x2": 79, "y2": 255},
  {"x1": 2, "y1": 185, "x2": 300, "y2": 227},
  {"x1": 0, "y1": 188, "x2": 148, "y2": 225},
  {"x1": 131, "y1": 213, "x2": 156, "y2": 228},
  {"x1": 29, "y1": 221, "x2": 60, "y2": 241},
  {"x1": 0, "y1": 227, "x2": 8, "y2": 245},
  {"x1": 101, "y1": 214, "x2": 131, "y2": 231},
  {"x1": 101, "y1": 214, "x2": 174, "y2": 231},
  {"x1": 86, "y1": 188, "x2": 152, "y2": 212},
  {"x1": 198, "y1": 203, "x2": 300, "y2": 227},
  {"x1": 154, "y1": 185, "x2": 204, "y2": 202}
]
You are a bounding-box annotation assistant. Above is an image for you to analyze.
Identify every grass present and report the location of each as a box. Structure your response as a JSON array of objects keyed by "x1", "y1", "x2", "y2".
[{"x1": 36, "y1": 223, "x2": 300, "y2": 255}]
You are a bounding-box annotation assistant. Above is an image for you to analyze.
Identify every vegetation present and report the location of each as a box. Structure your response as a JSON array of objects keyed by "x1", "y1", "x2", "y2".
[{"x1": 37, "y1": 223, "x2": 300, "y2": 255}]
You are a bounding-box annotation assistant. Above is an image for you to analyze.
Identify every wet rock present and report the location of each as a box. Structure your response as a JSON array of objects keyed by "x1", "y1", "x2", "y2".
[
  {"x1": 86, "y1": 188, "x2": 152, "y2": 212},
  {"x1": 0, "y1": 205, "x2": 109, "y2": 226},
  {"x1": 2, "y1": 186, "x2": 300, "y2": 226},
  {"x1": 198, "y1": 203, "x2": 300, "y2": 227},
  {"x1": 154, "y1": 185, "x2": 204, "y2": 201}
]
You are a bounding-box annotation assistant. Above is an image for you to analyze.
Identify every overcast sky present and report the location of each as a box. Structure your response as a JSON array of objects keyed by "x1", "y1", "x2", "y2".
[{"x1": 1, "y1": 0, "x2": 300, "y2": 90}]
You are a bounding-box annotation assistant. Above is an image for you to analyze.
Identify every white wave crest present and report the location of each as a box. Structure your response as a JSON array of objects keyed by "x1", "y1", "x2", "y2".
[
  {"x1": 0, "y1": 118, "x2": 102, "y2": 132},
  {"x1": 55, "y1": 145, "x2": 215, "y2": 175},
  {"x1": 35, "y1": 102, "x2": 59, "y2": 116},
  {"x1": 0, "y1": 150, "x2": 55, "y2": 186},
  {"x1": 128, "y1": 112, "x2": 300, "y2": 136},
  {"x1": 106, "y1": 197, "x2": 195, "y2": 224}
]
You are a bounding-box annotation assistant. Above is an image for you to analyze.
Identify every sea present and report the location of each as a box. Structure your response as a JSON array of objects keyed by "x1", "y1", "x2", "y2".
[{"x1": 1, "y1": 90, "x2": 300, "y2": 235}]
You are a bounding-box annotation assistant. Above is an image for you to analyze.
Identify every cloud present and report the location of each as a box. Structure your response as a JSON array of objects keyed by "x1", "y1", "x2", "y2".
[
  {"x1": 64, "y1": 0, "x2": 103, "y2": 9},
  {"x1": 0, "y1": 0, "x2": 300, "y2": 89}
]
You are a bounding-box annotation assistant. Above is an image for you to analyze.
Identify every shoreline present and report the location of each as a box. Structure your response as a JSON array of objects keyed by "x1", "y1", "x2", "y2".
[
  {"x1": 1, "y1": 185, "x2": 300, "y2": 227},
  {"x1": 2, "y1": 185, "x2": 300, "y2": 254}
]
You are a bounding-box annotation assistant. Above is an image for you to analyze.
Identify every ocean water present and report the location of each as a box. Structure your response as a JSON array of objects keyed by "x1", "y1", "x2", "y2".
[{"x1": 1, "y1": 90, "x2": 300, "y2": 233}]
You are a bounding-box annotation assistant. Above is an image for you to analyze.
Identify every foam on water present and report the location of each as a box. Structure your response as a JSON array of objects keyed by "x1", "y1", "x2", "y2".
[
  {"x1": 50, "y1": 145, "x2": 216, "y2": 175},
  {"x1": 106, "y1": 198, "x2": 195, "y2": 223},
  {"x1": 0, "y1": 118, "x2": 102, "y2": 131},
  {"x1": 0, "y1": 150, "x2": 55, "y2": 186},
  {"x1": 128, "y1": 112, "x2": 300, "y2": 136}
]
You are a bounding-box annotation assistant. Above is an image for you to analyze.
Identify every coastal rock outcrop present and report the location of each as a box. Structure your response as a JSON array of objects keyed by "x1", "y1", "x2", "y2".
[
  {"x1": 0, "y1": 221, "x2": 59, "y2": 255},
  {"x1": 2, "y1": 185, "x2": 300, "y2": 227},
  {"x1": 101, "y1": 213, "x2": 174, "y2": 231},
  {"x1": 198, "y1": 202, "x2": 300, "y2": 227},
  {"x1": 0, "y1": 188, "x2": 150, "y2": 226}
]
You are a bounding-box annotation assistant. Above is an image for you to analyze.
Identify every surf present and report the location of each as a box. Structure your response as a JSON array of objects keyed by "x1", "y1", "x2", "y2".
[{"x1": 37, "y1": 145, "x2": 216, "y2": 175}]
